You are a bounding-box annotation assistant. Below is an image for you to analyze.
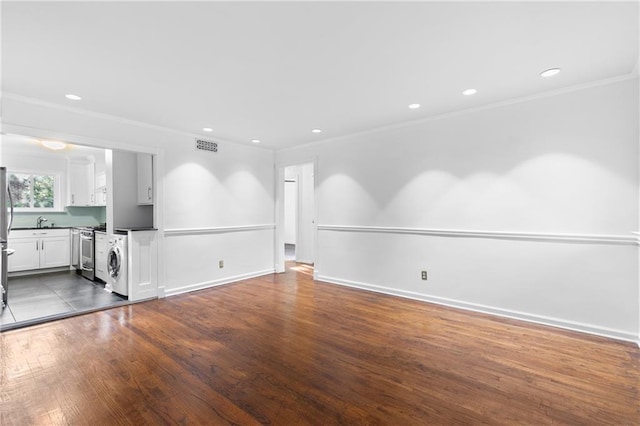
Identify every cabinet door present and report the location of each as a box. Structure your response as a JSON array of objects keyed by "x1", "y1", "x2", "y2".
[
  {"x1": 7, "y1": 238, "x2": 40, "y2": 272},
  {"x1": 94, "y1": 187, "x2": 107, "y2": 206},
  {"x1": 137, "y1": 153, "x2": 153, "y2": 205},
  {"x1": 95, "y1": 171, "x2": 106, "y2": 189},
  {"x1": 94, "y1": 234, "x2": 108, "y2": 282},
  {"x1": 40, "y1": 237, "x2": 71, "y2": 268},
  {"x1": 68, "y1": 162, "x2": 95, "y2": 206},
  {"x1": 94, "y1": 171, "x2": 107, "y2": 206}
]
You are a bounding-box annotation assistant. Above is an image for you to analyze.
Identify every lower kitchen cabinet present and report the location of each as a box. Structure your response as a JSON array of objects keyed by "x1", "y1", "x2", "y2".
[
  {"x1": 95, "y1": 231, "x2": 108, "y2": 282},
  {"x1": 8, "y1": 229, "x2": 71, "y2": 272}
]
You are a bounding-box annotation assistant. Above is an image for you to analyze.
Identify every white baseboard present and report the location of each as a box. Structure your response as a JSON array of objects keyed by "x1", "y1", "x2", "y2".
[
  {"x1": 165, "y1": 269, "x2": 275, "y2": 297},
  {"x1": 8, "y1": 266, "x2": 70, "y2": 277},
  {"x1": 317, "y1": 274, "x2": 638, "y2": 344}
]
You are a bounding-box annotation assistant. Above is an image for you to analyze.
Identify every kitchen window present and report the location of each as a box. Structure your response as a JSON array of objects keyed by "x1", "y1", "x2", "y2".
[{"x1": 9, "y1": 171, "x2": 61, "y2": 211}]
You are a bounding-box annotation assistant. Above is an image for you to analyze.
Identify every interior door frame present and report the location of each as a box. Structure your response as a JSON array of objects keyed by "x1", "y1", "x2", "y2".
[{"x1": 274, "y1": 157, "x2": 318, "y2": 274}]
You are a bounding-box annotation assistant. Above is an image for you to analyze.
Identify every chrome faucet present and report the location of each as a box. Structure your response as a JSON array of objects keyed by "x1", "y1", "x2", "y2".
[{"x1": 36, "y1": 216, "x2": 48, "y2": 229}]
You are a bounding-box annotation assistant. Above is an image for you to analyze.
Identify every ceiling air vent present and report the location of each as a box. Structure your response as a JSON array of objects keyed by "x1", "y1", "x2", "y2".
[{"x1": 195, "y1": 138, "x2": 218, "y2": 153}]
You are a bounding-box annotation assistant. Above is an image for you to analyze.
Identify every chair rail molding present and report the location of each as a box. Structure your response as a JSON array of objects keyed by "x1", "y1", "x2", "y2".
[
  {"x1": 317, "y1": 225, "x2": 637, "y2": 246},
  {"x1": 165, "y1": 224, "x2": 275, "y2": 236}
]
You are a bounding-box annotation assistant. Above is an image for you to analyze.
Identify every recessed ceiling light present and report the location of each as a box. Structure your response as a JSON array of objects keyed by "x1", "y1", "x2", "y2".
[
  {"x1": 312, "y1": 129, "x2": 322, "y2": 134},
  {"x1": 462, "y1": 89, "x2": 477, "y2": 96},
  {"x1": 203, "y1": 127, "x2": 213, "y2": 132},
  {"x1": 40, "y1": 140, "x2": 67, "y2": 150},
  {"x1": 408, "y1": 103, "x2": 421, "y2": 109},
  {"x1": 65, "y1": 94, "x2": 82, "y2": 101},
  {"x1": 540, "y1": 68, "x2": 561, "y2": 78},
  {"x1": 251, "y1": 139, "x2": 260, "y2": 144}
]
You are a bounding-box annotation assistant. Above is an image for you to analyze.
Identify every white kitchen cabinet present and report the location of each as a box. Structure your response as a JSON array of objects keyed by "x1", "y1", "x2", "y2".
[
  {"x1": 95, "y1": 232, "x2": 108, "y2": 282},
  {"x1": 94, "y1": 171, "x2": 107, "y2": 206},
  {"x1": 68, "y1": 161, "x2": 95, "y2": 206},
  {"x1": 95, "y1": 170, "x2": 106, "y2": 188},
  {"x1": 95, "y1": 187, "x2": 107, "y2": 206},
  {"x1": 7, "y1": 239, "x2": 40, "y2": 271},
  {"x1": 8, "y1": 229, "x2": 71, "y2": 272},
  {"x1": 137, "y1": 153, "x2": 153, "y2": 205}
]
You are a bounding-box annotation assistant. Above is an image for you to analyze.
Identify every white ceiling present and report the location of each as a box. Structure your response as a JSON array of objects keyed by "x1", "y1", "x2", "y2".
[
  {"x1": 2, "y1": 1, "x2": 638, "y2": 150},
  {"x1": 1, "y1": 133, "x2": 105, "y2": 160}
]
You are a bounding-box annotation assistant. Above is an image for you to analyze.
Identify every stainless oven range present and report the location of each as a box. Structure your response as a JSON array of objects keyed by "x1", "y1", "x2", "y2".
[
  {"x1": 72, "y1": 225, "x2": 106, "y2": 281},
  {"x1": 79, "y1": 228, "x2": 95, "y2": 280}
]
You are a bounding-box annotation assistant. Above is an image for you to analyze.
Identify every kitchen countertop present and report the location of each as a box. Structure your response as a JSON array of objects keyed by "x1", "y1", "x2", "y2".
[
  {"x1": 13, "y1": 226, "x2": 73, "y2": 230},
  {"x1": 115, "y1": 227, "x2": 157, "y2": 232}
]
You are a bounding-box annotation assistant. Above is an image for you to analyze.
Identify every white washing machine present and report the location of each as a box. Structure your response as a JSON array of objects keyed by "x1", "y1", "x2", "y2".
[{"x1": 107, "y1": 234, "x2": 128, "y2": 296}]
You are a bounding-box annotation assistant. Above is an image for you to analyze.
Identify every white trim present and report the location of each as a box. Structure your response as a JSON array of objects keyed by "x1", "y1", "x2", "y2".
[
  {"x1": 318, "y1": 225, "x2": 637, "y2": 246},
  {"x1": 317, "y1": 274, "x2": 639, "y2": 344},
  {"x1": 274, "y1": 165, "x2": 286, "y2": 273},
  {"x1": 164, "y1": 224, "x2": 275, "y2": 236},
  {"x1": 280, "y1": 73, "x2": 638, "y2": 153},
  {"x1": 165, "y1": 268, "x2": 275, "y2": 297},
  {"x1": 274, "y1": 158, "x2": 319, "y2": 274}
]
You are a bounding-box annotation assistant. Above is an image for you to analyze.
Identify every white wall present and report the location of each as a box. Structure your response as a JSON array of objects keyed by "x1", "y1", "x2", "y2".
[
  {"x1": 1, "y1": 94, "x2": 276, "y2": 297},
  {"x1": 277, "y1": 77, "x2": 640, "y2": 342},
  {"x1": 3, "y1": 76, "x2": 638, "y2": 342},
  {"x1": 162, "y1": 137, "x2": 274, "y2": 294}
]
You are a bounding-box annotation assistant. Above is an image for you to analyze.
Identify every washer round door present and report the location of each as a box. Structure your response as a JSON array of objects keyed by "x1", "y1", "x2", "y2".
[{"x1": 107, "y1": 245, "x2": 122, "y2": 279}]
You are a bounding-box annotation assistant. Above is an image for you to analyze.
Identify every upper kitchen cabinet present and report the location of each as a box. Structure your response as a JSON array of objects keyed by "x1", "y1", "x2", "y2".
[
  {"x1": 67, "y1": 160, "x2": 95, "y2": 206},
  {"x1": 94, "y1": 170, "x2": 107, "y2": 206},
  {"x1": 137, "y1": 153, "x2": 153, "y2": 205},
  {"x1": 112, "y1": 150, "x2": 153, "y2": 229}
]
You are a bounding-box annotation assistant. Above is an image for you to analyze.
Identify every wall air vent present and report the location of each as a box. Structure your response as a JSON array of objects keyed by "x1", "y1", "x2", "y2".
[{"x1": 195, "y1": 138, "x2": 218, "y2": 153}]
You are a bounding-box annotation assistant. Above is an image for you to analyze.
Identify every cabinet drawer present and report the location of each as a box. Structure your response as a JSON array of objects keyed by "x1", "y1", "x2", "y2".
[{"x1": 11, "y1": 229, "x2": 70, "y2": 239}]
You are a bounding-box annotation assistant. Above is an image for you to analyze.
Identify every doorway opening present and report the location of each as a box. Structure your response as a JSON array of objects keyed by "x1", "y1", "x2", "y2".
[
  {"x1": 1, "y1": 132, "x2": 160, "y2": 330},
  {"x1": 277, "y1": 162, "x2": 316, "y2": 274}
]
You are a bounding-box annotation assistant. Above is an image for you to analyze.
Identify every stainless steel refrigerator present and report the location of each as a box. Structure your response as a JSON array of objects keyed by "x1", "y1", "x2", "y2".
[{"x1": 1, "y1": 167, "x2": 15, "y2": 308}]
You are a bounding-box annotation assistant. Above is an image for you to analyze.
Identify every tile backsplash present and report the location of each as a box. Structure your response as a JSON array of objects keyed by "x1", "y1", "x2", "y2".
[{"x1": 12, "y1": 207, "x2": 106, "y2": 228}]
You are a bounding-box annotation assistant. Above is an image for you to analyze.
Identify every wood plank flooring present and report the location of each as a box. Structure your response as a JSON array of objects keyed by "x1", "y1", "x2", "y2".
[{"x1": 1, "y1": 262, "x2": 638, "y2": 425}]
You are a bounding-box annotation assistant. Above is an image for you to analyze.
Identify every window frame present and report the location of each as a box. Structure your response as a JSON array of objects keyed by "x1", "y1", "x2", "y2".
[{"x1": 8, "y1": 169, "x2": 63, "y2": 213}]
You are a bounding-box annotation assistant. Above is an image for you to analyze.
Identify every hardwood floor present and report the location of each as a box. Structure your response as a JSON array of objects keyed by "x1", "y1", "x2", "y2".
[{"x1": 1, "y1": 262, "x2": 638, "y2": 425}]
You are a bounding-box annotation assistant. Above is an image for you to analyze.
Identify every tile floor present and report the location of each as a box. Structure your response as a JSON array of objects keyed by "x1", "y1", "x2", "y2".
[{"x1": 1, "y1": 271, "x2": 128, "y2": 331}]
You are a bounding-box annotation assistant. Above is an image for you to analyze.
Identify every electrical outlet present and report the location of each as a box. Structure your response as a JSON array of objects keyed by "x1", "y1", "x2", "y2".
[
  {"x1": 219, "y1": 260, "x2": 224, "y2": 268},
  {"x1": 421, "y1": 270, "x2": 427, "y2": 280}
]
